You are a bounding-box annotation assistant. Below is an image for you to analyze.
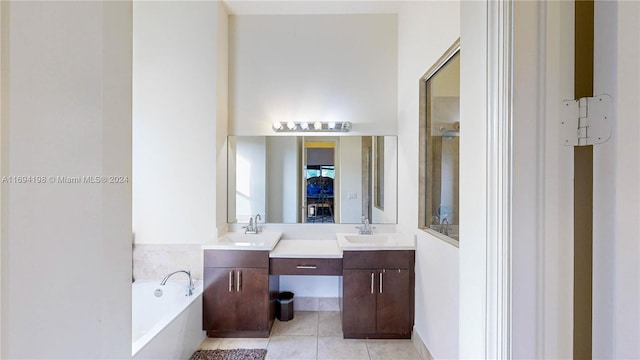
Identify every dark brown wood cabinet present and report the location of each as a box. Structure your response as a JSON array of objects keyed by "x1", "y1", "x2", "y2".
[
  {"x1": 342, "y1": 250, "x2": 415, "y2": 339},
  {"x1": 203, "y1": 250, "x2": 278, "y2": 337}
]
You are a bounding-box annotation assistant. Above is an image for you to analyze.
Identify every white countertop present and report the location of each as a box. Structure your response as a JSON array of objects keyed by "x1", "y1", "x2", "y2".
[
  {"x1": 336, "y1": 232, "x2": 416, "y2": 251},
  {"x1": 270, "y1": 239, "x2": 343, "y2": 258},
  {"x1": 202, "y1": 231, "x2": 283, "y2": 251},
  {"x1": 202, "y1": 231, "x2": 416, "y2": 253}
]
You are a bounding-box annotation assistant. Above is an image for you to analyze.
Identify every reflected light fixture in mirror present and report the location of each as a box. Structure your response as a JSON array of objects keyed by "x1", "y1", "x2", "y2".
[{"x1": 272, "y1": 121, "x2": 352, "y2": 132}]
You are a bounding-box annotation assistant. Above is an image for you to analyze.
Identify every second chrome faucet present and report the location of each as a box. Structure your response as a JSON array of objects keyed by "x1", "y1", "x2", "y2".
[
  {"x1": 244, "y1": 213, "x2": 262, "y2": 234},
  {"x1": 357, "y1": 216, "x2": 374, "y2": 235}
]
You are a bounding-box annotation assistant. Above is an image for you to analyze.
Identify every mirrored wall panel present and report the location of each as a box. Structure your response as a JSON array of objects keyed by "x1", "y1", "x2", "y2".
[
  {"x1": 227, "y1": 136, "x2": 397, "y2": 224},
  {"x1": 419, "y1": 40, "x2": 460, "y2": 241}
]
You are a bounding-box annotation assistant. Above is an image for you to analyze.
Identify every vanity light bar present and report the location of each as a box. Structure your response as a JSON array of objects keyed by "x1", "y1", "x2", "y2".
[{"x1": 272, "y1": 121, "x2": 352, "y2": 133}]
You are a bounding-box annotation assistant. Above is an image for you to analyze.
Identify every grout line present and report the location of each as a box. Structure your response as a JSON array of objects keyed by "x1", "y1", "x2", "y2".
[{"x1": 316, "y1": 311, "x2": 320, "y2": 360}]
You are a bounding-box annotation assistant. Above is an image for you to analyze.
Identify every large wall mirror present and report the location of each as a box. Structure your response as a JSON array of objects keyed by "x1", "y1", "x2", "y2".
[
  {"x1": 419, "y1": 39, "x2": 460, "y2": 242},
  {"x1": 227, "y1": 136, "x2": 397, "y2": 224}
]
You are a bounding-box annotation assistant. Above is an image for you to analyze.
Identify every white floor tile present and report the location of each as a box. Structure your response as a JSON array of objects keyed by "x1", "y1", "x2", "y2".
[
  {"x1": 218, "y1": 337, "x2": 269, "y2": 350},
  {"x1": 318, "y1": 337, "x2": 369, "y2": 360},
  {"x1": 266, "y1": 335, "x2": 317, "y2": 360},
  {"x1": 270, "y1": 311, "x2": 319, "y2": 336},
  {"x1": 366, "y1": 339, "x2": 421, "y2": 360}
]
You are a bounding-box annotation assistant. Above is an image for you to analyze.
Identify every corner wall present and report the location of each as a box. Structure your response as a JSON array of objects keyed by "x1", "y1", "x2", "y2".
[
  {"x1": 133, "y1": 1, "x2": 228, "y2": 245},
  {"x1": 396, "y1": 2, "x2": 460, "y2": 359},
  {"x1": 0, "y1": 2, "x2": 132, "y2": 358}
]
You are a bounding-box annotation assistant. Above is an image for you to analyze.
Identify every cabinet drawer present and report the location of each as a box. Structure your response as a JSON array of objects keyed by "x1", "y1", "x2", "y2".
[
  {"x1": 343, "y1": 250, "x2": 414, "y2": 270},
  {"x1": 204, "y1": 250, "x2": 269, "y2": 268},
  {"x1": 270, "y1": 258, "x2": 343, "y2": 275}
]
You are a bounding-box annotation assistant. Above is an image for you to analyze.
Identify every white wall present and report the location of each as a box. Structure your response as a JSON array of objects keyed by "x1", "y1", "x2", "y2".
[
  {"x1": 0, "y1": 2, "x2": 4, "y2": 354},
  {"x1": 228, "y1": 14, "x2": 397, "y2": 136},
  {"x1": 0, "y1": 2, "x2": 132, "y2": 358},
  {"x1": 593, "y1": 1, "x2": 616, "y2": 357},
  {"x1": 457, "y1": 1, "x2": 486, "y2": 358},
  {"x1": 133, "y1": 1, "x2": 228, "y2": 244},
  {"x1": 614, "y1": 2, "x2": 640, "y2": 358},
  {"x1": 592, "y1": 2, "x2": 640, "y2": 358},
  {"x1": 396, "y1": 2, "x2": 460, "y2": 359},
  {"x1": 510, "y1": 1, "x2": 576, "y2": 357}
]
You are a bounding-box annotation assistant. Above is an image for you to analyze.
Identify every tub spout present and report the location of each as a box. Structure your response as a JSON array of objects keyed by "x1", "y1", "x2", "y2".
[{"x1": 160, "y1": 270, "x2": 194, "y2": 296}]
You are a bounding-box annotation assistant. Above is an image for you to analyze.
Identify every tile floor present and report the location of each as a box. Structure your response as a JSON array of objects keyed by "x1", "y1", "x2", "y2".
[{"x1": 198, "y1": 311, "x2": 421, "y2": 360}]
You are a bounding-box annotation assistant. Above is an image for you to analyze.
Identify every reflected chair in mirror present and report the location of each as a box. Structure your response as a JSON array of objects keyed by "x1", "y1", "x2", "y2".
[{"x1": 306, "y1": 176, "x2": 334, "y2": 223}]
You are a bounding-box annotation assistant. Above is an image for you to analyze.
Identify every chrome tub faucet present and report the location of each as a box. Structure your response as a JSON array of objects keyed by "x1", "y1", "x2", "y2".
[{"x1": 160, "y1": 270, "x2": 195, "y2": 296}]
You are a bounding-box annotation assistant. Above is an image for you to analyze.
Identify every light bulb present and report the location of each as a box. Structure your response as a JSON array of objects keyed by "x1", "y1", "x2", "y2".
[
  {"x1": 314, "y1": 121, "x2": 323, "y2": 130},
  {"x1": 272, "y1": 121, "x2": 283, "y2": 130},
  {"x1": 328, "y1": 122, "x2": 336, "y2": 129},
  {"x1": 300, "y1": 122, "x2": 309, "y2": 130},
  {"x1": 287, "y1": 121, "x2": 296, "y2": 130}
]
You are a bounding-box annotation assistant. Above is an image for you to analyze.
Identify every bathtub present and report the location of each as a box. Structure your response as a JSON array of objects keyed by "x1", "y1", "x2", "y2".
[{"x1": 132, "y1": 280, "x2": 205, "y2": 359}]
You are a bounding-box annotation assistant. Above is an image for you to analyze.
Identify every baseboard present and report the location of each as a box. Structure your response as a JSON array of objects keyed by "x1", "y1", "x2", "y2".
[
  {"x1": 411, "y1": 327, "x2": 434, "y2": 360},
  {"x1": 293, "y1": 297, "x2": 340, "y2": 311}
]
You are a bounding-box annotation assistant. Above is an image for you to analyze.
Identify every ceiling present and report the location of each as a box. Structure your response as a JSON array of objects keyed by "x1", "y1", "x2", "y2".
[{"x1": 222, "y1": 0, "x2": 403, "y2": 15}]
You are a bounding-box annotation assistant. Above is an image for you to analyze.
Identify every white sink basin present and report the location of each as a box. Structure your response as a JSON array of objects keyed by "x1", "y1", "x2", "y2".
[
  {"x1": 336, "y1": 232, "x2": 415, "y2": 250},
  {"x1": 342, "y1": 234, "x2": 392, "y2": 245},
  {"x1": 204, "y1": 232, "x2": 283, "y2": 250}
]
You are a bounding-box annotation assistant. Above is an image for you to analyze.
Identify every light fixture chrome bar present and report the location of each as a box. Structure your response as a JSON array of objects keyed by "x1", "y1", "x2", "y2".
[{"x1": 272, "y1": 121, "x2": 352, "y2": 132}]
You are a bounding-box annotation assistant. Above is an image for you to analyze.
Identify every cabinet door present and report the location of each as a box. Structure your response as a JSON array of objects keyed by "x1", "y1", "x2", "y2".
[
  {"x1": 203, "y1": 267, "x2": 237, "y2": 331},
  {"x1": 376, "y1": 269, "x2": 412, "y2": 334},
  {"x1": 343, "y1": 269, "x2": 377, "y2": 334},
  {"x1": 234, "y1": 267, "x2": 270, "y2": 332}
]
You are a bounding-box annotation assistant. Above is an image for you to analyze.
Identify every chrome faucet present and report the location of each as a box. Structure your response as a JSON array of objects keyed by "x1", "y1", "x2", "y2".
[
  {"x1": 357, "y1": 216, "x2": 374, "y2": 235},
  {"x1": 244, "y1": 213, "x2": 262, "y2": 234},
  {"x1": 160, "y1": 270, "x2": 195, "y2": 296},
  {"x1": 441, "y1": 217, "x2": 450, "y2": 236}
]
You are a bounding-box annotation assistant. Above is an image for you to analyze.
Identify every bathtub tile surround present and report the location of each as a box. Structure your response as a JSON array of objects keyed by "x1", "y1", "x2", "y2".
[
  {"x1": 197, "y1": 311, "x2": 421, "y2": 360},
  {"x1": 133, "y1": 244, "x2": 203, "y2": 281}
]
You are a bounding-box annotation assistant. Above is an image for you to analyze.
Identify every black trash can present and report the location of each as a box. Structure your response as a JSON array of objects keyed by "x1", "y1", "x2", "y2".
[{"x1": 276, "y1": 291, "x2": 294, "y2": 321}]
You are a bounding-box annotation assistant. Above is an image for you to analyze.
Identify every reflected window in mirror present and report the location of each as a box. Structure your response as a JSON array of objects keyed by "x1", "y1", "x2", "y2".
[
  {"x1": 374, "y1": 136, "x2": 385, "y2": 210},
  {"x1": 419, "y1": 39, "x2": 460, "y2": 243}
]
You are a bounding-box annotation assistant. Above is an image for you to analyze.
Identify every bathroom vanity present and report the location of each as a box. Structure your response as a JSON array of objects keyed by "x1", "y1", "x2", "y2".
[
  {"x1": 202, "y1": 250, "x2": 278, "y2": 337},
  {"x1": 202, "y1": 232, "x2": 415, "y2": 339},
  {"x1": 342, "y1": 250, "x2": 414, "y2": 338}
]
